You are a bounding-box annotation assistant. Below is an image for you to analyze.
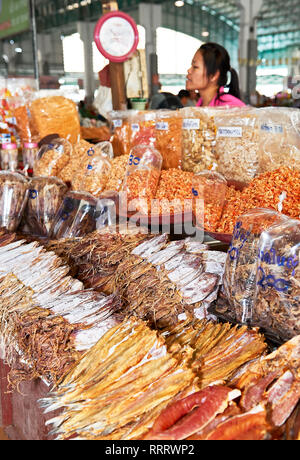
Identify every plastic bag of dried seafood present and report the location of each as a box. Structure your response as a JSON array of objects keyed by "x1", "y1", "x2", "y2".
[
  {"x1": 50, "y1": 190, "x2": 98, "y2": 239},
  {"x1": 214, "y1": 107, "x2": 260, "y2": 187},
  {"x1": 257, "y1": 107, "x2": 300, "y2": 174},
  {"x1": 72, "y1": 154, "x2": 111, "y2": 198},
  {"x1": 108, "y1": 110, "x2": 138, "y2": 157},
  {"x1": 130, "y1": 110, "x2": 157, "y2": 148},
  {"x1": 192, "y1": 170, "x2": 227, "y2": 232},
  {"x1": 219, "y1": 209, "x2": 290, "y2": 325},
  {"x1": 154, "y1": 109, "x2": 182, "y2": 169},
  {"x1": 253, "y1": 217, "x2": 300, "y2": 342},
  {"x1": 0, "y1": 171, "x2": 29, "y2": 232},
  {"x1": 181, "y1": 107, "x2": 223, "y2": 173},
  {"x1": 122, "y1": 143, "x2": 162, "y2": 214},
  {"x1": 33, "y1": 137, "x2": 72, "y2": 178},
  {"x1": 23, "y1": 176, "x2": 68, "y2": 237}
]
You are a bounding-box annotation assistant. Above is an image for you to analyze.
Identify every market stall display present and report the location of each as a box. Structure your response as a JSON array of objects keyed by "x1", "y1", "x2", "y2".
[
  {"x1": 0, "y1": 143, "x2": 18, "y2": 171},
  {"x1": 154, "y1": 110, "x2": 182, "y2": 170}
]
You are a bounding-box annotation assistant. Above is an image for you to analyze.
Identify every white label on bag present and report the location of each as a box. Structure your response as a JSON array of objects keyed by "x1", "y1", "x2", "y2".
[
  {"x1": 156, "y1": 121, "x2": 169, "y2": 130},
  {"x1": 183, "y1": 118, "x2": 200, "y2": 130},
  {"x1": 131, "y1": 123, "x2": 140, "y2": 132},
  {"x1": 113, "y1": 119, "x2": 122, "y2": 128},
  {"x1": 217, "y1": 127, "x2": 243, "y2": 138},
  {"x1": 260, "y1": 123, "x2": 284, "y2": 134}
]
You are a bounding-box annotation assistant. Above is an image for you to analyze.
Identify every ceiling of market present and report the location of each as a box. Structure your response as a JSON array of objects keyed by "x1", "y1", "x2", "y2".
[{"x1": 34, "y1": 0, "x2": 300, "y2": 61}]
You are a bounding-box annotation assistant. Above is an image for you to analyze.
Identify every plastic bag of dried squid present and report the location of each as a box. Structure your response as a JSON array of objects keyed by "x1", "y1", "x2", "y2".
[
  {"x1": 192, "y1": 170, "x2": 227, "y2": 232},
  {"x1": 253, "y1": 217, "x2": 300, "y2": 343},
  {"x1": 121, "y1": 143, "x2": 162, "y2": 214},
  {"x1": 50, "y1": 190, "x2": 98, "y2": 239},
  {"x1": 216, "y1": 208, "x2": 290, "y2": 325},
  {"x1": 0, "y1": 171, "x2": 29, "y2": 232},
  {"x1": 23, "y1": 176, "x2": 68, "y2": 237},
  {"x1": 33, "y1": 137, "x2": 72, "y2": 178}
]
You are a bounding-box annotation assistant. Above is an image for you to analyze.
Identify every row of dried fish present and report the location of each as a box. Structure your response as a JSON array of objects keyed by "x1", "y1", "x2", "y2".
[{"x1": 41, "y1": 315, "x2": 269, "y2": 440}]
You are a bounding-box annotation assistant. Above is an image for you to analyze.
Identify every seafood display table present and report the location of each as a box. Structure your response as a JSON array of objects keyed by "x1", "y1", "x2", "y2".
[{"x1": 0, "y1": 360, "x2": 53, "y2": 440}]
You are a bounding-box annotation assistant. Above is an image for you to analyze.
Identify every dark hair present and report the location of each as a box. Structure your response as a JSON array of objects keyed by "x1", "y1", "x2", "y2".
[
  {"x1": 178, "y1": 89, "x2": 190, "y2": 99},
  {"x1": 158, "y1": 92, "x2": 183, "y2": 110},
  {"x1": 199, "y1": 42, "x2": 241, "y2": 101}
]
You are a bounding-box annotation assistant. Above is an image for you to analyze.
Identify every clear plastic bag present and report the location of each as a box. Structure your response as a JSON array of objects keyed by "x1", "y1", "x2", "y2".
[
  {"x1": 108, "y1": 110, "x2": 138, "y2": 157},
  {"x1": 58, "y1": 138, "x2": 92, "y2": 183},
  {"x1": 22, "y1": 142, "x2": 39, "y2": 170},
  {"x1": 154, "y1": 110, "x2": 182, "y2": 169},
  {"x1": 72, "y1": 152, "x2": 111, "y2": 197},
  {"x1": 122, "y1": 143, "x2": 162, "y2": 213},
  {"x1": 181, "y1": 107, "x2": 220, "y2": 173},
  {"x1": 24, "y1": 176, "x2": 68, "y2": 237},
  {"x1": 221, "y1": 209, "x2": 290, "y2": 325},
  {"x1": 258, "y1": 107, "x2": 300, "y2": 173},
  {"x1": 192, "y1": 170, "x2": 227, "y2": 232},
  {"x1": 50, "y1": 191, "x2": 98, "y2": 239},
  {"x1": 253, "y1": 217, "x2": 300, "y2": 342},
  {"x1": 0, "y1": 171, "x2": 29, "y2": 232},
  {"x1": 214, "y1": 107, "x2": 260, "y2": 186},
  {"x1": 0, "y1": 143, "x2": 18, "y2": 171},
  {"x1": 130, "y1": 111, "x2": 157, "y2": 149},
  {"x1": 34, "y1": 137, "x2": 72, "y2": 177}
]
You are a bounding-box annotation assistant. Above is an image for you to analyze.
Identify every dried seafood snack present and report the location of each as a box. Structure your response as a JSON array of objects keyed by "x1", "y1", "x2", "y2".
[
  {"x1": 221, "y1": 209, "x2": 289, "y2": 325},
  {"x1": 41, "y1": 317, "x2": 196, "y2": 440},
  {"x1": 258, "y1": 107, "x2": 300, "y2": 173},
  {"x1": 154, "y1": 110, "x2": 182, "y2": 169},
  {"x1": 214, "y1": 107, "x2": 260, "y2": 186},
  {"x1": 104, "y1": 155, "x2": 128, "y2": 192},
  {"x1": 253, "y1": 217, "x2": 300, "y2": 342},
  {"x1": 71, "y1": 152, "x2": 111, "y2": 197},
  {"x1": 108, "y1": 110, "x2": 137, "y2": 157},
  {"x1": 181, "y1": 107, "x2": 219, "y2": 172},
  {"x1": 50, "y1": 191, "x2": 98, "y2": 239},
  {"x1": 24, "y1": 176, "x2": 68, "y2": 237},
  {"x1": 58, "y1": 138, "x2": 93, "y2": 183},
  {"x1": 34, "y1": 138, "x2": 72, "y2": 178},
  {"x1": 29, "y1": 96, "x2": 80, "y2": 144},
  {"x1": 0, "y1": 171, "x2": 28, "y2": 232}
]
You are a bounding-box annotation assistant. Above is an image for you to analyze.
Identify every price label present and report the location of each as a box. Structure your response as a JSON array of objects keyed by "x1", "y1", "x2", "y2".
[
  {"x1": 156, "y1": 122, "x2": 169, "y2": 131},
  {"x1": 260, "y1": 123, "x2": 284, "y2": 134},
  {"x1": 131, "y1": 123, "x2": 140, "y2": 132},
  {"x1": 113, "y1": 119, "x2": 123, "y2": 128},
  {"x1": 217, "y1": 127, "x2": 243, "y2": 138},
  {"x1": 183, "y1": 119, "x2": 200, "y2": 130}
]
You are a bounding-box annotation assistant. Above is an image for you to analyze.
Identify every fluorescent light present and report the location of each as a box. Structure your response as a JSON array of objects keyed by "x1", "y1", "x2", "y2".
[
  {"x1": 174, "y1": 1, "x2": 184, "y2": 7},
  {"x1": 15, "y1": 47, "x2": 23, "y2": 53},
  {"x1": 202, "y1": 31, "x2": 209, "y2": 37}
]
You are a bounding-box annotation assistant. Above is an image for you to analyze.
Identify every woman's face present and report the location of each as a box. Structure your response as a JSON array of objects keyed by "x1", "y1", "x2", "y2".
[{"x1": 186, "y1": 50, "x2": 210, "y2": 91}]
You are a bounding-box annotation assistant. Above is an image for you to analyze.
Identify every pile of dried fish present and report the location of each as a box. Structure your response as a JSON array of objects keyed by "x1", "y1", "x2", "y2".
[
  {"x1": 161, "y1": 316, "x2": 267, "y2": 389},
  {"x1": 40, "y1": 317, "x2": 197, "y2": 440},
  {"x1": 142, "y1": 334, "x2": 300, "y2": 441}
]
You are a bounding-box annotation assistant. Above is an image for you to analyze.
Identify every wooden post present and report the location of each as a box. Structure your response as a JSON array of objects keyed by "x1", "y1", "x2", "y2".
[{"x1": 100, "y1": 0, "x2": 127, "y2": 110}]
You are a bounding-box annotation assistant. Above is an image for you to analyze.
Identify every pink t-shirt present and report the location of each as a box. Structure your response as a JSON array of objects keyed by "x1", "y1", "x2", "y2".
[{"x1": 196, "y1": 87, "x2": 246, "y2": 107}]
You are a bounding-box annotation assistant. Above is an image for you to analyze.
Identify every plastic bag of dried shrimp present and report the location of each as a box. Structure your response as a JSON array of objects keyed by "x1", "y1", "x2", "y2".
[
  {"x1": 257, "y1": 107, "x2": 300, "y2": 174},
  {"x1": 192, "y1": 170, "x2": 227, "y2": 232},
  {"x1": 214, "y1": 107, "x2": 260, "y2": 187},
  {"x1": 108, "y1": 110, "x2": 138, "y2": 157},
  {"x1": 218, "y1": 208, "x2": 290, "y2": 325},
  {"x1": 122, "y1": 143, "x2": 162, "y2": 214},
  {"x1": 33, "y1": 137, "x2": 72, "y2": 178},
  {"x1": 130, "y1": 110, "x2": 157, "y2": 148},
  {"x1": 181, "y1": 107, "x2": 222, "y2": 173},
  {"x1": 154, "y1": 109, "x2": 182, "y2": 169},
  {"x1": 253, "y1": 217, "x2": 300, "y2": 343}
]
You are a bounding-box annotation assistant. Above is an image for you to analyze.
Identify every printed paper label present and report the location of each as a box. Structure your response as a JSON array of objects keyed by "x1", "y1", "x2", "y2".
[
  {"x1": 217, "y1": 127, "x2": 243, "y2": 138},
  {"x1": 113, "y1": 119, "x2": 122, "y2": 128},
  {"x1": 156, "y1": 121, "x2": 169, "y2": 131},
  {"x1": 260, "y1": 123, "x2": 284, "y2": 134},
  {"x1": 183, "y1": 118, "x2": 200, "y2": 130}
]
